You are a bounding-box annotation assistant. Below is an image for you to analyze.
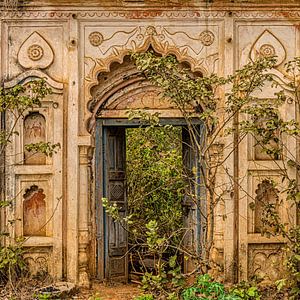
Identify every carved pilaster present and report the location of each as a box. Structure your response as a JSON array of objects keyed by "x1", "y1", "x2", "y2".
[
  {"x1": 78, "y1": 230, "x2": 89, "y2": 286},
  {"x1": 78, "y1": 145, "x2": 93, "y2": 287}
]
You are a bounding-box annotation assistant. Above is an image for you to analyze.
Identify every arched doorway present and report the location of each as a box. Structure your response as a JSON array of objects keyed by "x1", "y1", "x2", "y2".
[{"x1": 90, "y1": 57, "x2": 205, "y2": 282}]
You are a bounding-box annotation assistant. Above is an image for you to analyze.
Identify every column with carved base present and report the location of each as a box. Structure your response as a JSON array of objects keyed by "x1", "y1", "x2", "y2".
[{"x1": 78, "y1": 145, "x2": 93, "y2": 287}]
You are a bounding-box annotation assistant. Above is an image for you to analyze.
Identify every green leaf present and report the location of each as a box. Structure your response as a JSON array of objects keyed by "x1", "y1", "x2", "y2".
[{"x1": 247, "y1": 286, "x2": 257, "y2": 297}]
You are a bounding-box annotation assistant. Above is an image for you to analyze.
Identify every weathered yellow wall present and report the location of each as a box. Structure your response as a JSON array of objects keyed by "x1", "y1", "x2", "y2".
[
  {"x1": 1, "y1": 0, "x2": 299, "y2": 287},
  {"x1": 22, "y1": 0, "x2": 300, "y2": 7}
]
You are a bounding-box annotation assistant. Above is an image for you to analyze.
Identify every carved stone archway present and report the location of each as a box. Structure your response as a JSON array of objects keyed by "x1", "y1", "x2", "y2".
[
  {"x1": 87, "y1": 55, "x2": 195, "y2": 131},
  {"x1": 84, "y1": 25, "x2": 219, "y2": 133}
]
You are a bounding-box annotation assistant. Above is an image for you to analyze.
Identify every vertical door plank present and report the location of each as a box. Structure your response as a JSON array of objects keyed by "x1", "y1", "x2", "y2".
[{"x1": 105, "y1": 127, "x2": 128, "y2": 282}]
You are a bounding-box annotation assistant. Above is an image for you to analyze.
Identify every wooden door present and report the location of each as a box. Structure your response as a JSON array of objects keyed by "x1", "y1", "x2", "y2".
[
  {"x1": 95, "y1": 121, "x2": 204, "y2": 280},
  {"x1": 182, "y1": 125, "x2": 205, "y2": 273},
  {"x1": 96, "y1": 124, "x2": 128, "y2": 282}
]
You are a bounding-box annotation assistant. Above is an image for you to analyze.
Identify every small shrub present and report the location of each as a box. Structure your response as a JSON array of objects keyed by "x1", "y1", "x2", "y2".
[
  {"x1": 230, "y1": 281, "x2": 261, "y2": 300},
  {"x1": 0, "y1": 239, "x2": 27, "y2": 283},
  {"x1": 87, "y1": 292, "x2": 104, "y2": 300},
  {"x1": 181, "y1": 274, "x2": 260, "y2": 300},
  {"x1": 35, "y1": 293, "x2": 52, "y2": 300}
]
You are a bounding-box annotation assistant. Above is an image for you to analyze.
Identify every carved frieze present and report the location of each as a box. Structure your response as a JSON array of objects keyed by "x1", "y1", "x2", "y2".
[
  {"x1": 84, "y1": 24, "x2": 219, "y2": 103},
  {"x1": 1, "y1": 9, "x2": 300, "y2": 20}
]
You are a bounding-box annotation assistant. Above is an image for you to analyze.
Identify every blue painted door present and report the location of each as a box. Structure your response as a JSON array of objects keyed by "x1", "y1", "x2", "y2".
[
  {"x1": 96, "y1": 124, "x2": 128, "y2": 282},
  {"x1": 96, "y1": 121, "x2": 204, "y2": 280}
]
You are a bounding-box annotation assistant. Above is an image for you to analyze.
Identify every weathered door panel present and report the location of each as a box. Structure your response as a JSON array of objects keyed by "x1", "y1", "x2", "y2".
[
  {"x1": 95, "y1": 122, "x2": 105, "y2": 280},
  {"x1": 96, "y1": 124, "x2": 128, "y2": 282},
  {"x1": 96, "y1": 121, "x2": 204, "y2": 280},
  {"x1": 182, "y1": 125, "x2": 205, "y2": 273},
  {"x1": 105, "y1": 127, "x2": 128, "y2": 282}
]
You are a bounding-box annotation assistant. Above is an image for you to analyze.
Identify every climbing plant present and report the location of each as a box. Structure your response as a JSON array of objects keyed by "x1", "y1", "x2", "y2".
[
  {"x1": 130, "y1": 52, "x2": 299, "y2": 297},
  {"x1": 132, "y1": 51, "x2": 277, "y2": 263},
  {"x1": 126, "y1": 125, "x2": 185, "y2": 245},
  {"x1": 103, "y1": 51, "x2": 300, "y2": 298},
  {"x1": 0, "y1": 80, "x2": 59, "y2": 285}
]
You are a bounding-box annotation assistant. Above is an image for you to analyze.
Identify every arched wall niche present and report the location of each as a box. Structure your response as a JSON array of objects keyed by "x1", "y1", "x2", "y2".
[
  {"x1": 87, "y1": 53, "x2": 203, "y2": 132},
  {"x1": 24, "y1": 112, "x2": 47, "y2": 165},
  {"x1": 23, "y1": 185, "x2": 46, "y2": 237},
  {"x1": 254, "y1": 179, "x2": 279, "y2": 233}
]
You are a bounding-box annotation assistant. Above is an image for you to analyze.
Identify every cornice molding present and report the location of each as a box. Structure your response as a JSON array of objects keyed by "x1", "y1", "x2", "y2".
[{"x1": 1, "y1": 8, "x2": 300, "y2": 20}]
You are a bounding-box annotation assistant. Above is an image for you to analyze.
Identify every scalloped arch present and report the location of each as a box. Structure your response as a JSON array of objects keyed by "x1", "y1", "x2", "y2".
[{"x1": 86, "y1": 40, "x2": 209, "y2": 104}]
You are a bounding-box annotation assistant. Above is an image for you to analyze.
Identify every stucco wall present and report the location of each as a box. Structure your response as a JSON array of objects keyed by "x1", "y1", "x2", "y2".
[{"x1": 0, "y1": 0, "x2": 299, "y2": 286}]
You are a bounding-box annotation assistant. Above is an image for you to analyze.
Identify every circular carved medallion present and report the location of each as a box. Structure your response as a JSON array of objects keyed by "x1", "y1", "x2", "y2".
[
  {"x1": 259, "y1": 44, "x2": 276, "y2": 57},
  {"x1": 137, "y1": 34, "x2": 144, "y2": 41},
  {"x1": 158, "y1": 34, "x2": 165, "y2": 41},
  {"x1": 199, "y1": 30, "x2": 215, "y2": 46},
  {"x1": 27, "y1": 44, "x2": 44, "y2": 61},
  {"x1": 89, "y1": 31, "x2": 103, "y2": 47}
]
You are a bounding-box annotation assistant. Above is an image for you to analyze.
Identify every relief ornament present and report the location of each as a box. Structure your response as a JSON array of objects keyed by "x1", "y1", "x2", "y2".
[
  {"x1": 17, "y1": 31, "x2": 54, "y2": 69},
  {"x1": 199, "y1": 30, "x2": 215, "y2": 46},
  {"x1": 259, "y1": 44, "x2": 276, "y2": 58},
  {"x1": 249, "y1": 30, "x2": 286, "y2": 67},
  {"x1": 89, "y1": 31, "x2": 104, "y2": 47},
  {"x1": 27, "y1": 44, "x2": 44, "y2": 61}
]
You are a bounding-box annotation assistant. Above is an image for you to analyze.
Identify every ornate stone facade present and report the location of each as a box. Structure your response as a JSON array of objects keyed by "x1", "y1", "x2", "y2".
[{"x1": 0, "y1": 0, "x2": 299, "y2": 286}]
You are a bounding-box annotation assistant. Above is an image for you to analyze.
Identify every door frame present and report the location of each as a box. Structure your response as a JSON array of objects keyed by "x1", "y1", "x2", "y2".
[{"x1": 95, "y1": 117, "x2": 205, "y2": 281}]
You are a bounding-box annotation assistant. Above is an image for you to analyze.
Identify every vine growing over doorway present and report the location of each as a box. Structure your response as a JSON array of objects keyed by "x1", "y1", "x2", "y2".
[
  {"x1": 131, "y1": 51, "x2": 276, "y2": 266},
  {"x1": 103, "y1": 51, "x2": 300, "y2": 298}
]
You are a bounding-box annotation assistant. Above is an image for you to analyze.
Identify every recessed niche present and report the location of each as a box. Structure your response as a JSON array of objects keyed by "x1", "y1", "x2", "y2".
[
  {"x1": 24, "y1": 112, "x2": 46, "y2": 165},
  {"x1": 254, "y1": 180, "x2": 279, "y2": 233},
  {"x1": 23, "y1": 185, "x2": 46, "y2": 236}
]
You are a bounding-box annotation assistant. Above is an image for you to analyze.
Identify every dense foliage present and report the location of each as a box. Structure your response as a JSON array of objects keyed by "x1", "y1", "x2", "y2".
[
  {"x1": 129, "y1": 52, "x2": 300, "y2": 299},
  {"x1": 126, "y1": 126, "x2": 185, "y2": 243}
]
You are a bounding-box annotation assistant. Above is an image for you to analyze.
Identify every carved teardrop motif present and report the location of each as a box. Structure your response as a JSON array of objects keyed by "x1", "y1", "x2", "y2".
[
  {"x1": 250, "y1": 30, "x2": 286, "y2": 66},
  {"x1": 17, "y1": 31, "x2": 54, "y2": 69}
]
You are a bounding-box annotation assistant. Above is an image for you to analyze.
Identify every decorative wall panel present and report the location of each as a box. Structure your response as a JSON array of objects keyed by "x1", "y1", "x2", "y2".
[
  {"x1": 24, "y1": 247, "x2": 52, "y2": 277},
  {"x1": 248, "y1": 244, "x2": 285, "y2": 282},
  {"x1": 7, "y1": 24, "x2": 64, "y2": 82}
]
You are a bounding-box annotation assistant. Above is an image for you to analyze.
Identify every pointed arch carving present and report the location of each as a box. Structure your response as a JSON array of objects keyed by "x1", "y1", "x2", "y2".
[
  {"x1": 85, "y1": 43, "x2": 208, "y2": 103},
  {"x1": 254, "y1": 179, "x2": 279, "y2": 233},
  {"x1": 4, "y1": 69, "x2": 63, "y2": 94}
]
